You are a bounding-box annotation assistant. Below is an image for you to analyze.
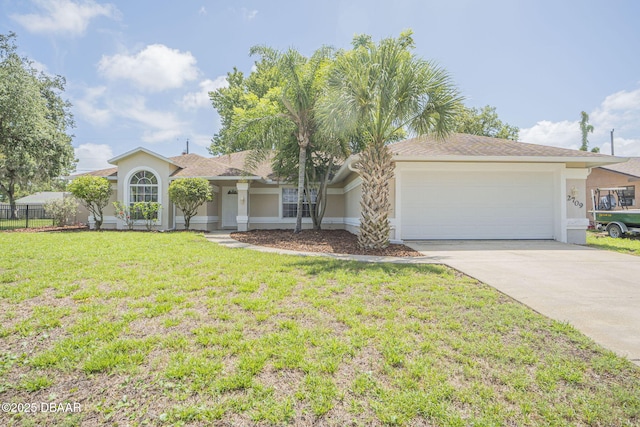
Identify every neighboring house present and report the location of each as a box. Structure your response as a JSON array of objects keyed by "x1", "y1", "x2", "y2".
[
  {"x1": 78, "y1": 133, "x2": 624, "y2": 244},
  {"x1": 11, "y1": 191, "x2": 89, "y2": 224},
  {"x1": 586, "y1": 157, "x2": 640, "y2": 221},
  {"x1": 0, "y1": 192, "x2": 67, "y2": 219},
  {"x1": 15, "y1": 191, "x2": 68, "y2": 206}
]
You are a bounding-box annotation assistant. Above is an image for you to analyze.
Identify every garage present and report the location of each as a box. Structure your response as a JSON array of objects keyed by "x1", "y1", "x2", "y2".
[
  {"x1": 399, "y1": 168, "x2": 556, "y2": 240},
  {"x1": 334, "y1": 133, "x2": 624, "y2": 244}
]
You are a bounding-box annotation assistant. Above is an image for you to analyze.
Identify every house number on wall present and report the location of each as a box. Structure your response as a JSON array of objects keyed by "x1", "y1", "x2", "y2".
[{"x1": 567, "y1": 195, "x2": 583, "y2": 208}]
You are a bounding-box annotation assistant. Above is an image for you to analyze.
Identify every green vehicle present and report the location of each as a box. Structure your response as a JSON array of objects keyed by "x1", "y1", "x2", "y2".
[{"x1": 590, "y1": 187, "x2": 640, "y2": 238}]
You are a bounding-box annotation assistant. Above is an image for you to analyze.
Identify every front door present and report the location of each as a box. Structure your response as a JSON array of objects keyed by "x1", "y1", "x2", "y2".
[{"x1": 222, "y1": 187, "x2": 238, "y2": 228}]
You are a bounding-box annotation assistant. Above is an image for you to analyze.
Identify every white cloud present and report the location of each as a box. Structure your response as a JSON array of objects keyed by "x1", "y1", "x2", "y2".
[
  {"x1": 74, "y1": 86, "x2": 111, "y2": 126},
  {"x1": 198, "y1": 6, "x2": 207, "y2": 16},
  {"x1": 116, "y1": 97, "x2": 185, "y2": 143},
  {"x1": 241, "y1": 7, "x2": 258, "y2": 21},
  {"x1": 591, "y1": 88, "x2": 640, "y2": 133},
  {"x1": 11, "y1": 0, "x2": 118, "y2": 36},
  {"x1": 97, "y1": 44, "x2": 199, "y2": 92},
  {"x1": 180, "y1": 76, "x2": 228, "y2": 110},
  {"x1": 600, "y1": 89, "x2": 640, "y2": 112},
  {"x1": 190, "y1": 134, "x2": 214, "y2": 148},
  {"x1": 520, "y1": 87, "x2": 640, "y2": 156},
  {"x1": 74, "y1": 143, "x2": 113, "y2": 172},
  {"x1": 519, "y1": 120, "x2": 579, "y2": 149}
]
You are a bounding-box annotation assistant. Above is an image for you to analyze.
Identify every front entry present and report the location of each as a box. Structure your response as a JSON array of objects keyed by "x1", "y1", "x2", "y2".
[{"x1": 222, "y1": 187, "x2": 238, "y2": 228}]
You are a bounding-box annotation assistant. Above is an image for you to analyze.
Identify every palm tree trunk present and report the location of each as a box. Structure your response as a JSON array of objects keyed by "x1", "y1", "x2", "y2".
[
  {"x1": 357, "y1": 143, "x2": 394, "y2": 250},
  {"x1": 294, "y1": 144, "x2": 307, "y2": 233}
]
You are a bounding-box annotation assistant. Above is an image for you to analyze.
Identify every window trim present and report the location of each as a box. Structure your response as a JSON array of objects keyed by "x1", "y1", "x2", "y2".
[
  {"x1": 123, "y1": 167, "x2": 162, "y2": 224},
  {"x1": 621, "y1": 185, "x2": 636, "y2": 208},
  {"x1": 280, "y1": 186, "x2": 317, "y2": 219}
]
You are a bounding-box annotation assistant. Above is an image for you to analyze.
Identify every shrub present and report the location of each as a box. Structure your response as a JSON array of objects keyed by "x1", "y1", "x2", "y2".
[
  {"x1": 134, "y1": 202, "x2": 161, "y2": 231},
  {"x1": 68, "y1": 176, "x2": 112, "y2": 230},
  {"x1": 44, "y1": 196, "x2": 78, "y2": 227},
  {"x1": 113, "y1": 201, "x2": 135, "y2": 230},
  {"x1": 168, "y1": 178, "x2": 213, "y2": 230}
]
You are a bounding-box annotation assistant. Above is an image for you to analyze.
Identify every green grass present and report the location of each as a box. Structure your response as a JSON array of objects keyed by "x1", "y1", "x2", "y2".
[
  {"x1": 0, "y1": 232, "x2": 639, "y2": 426},
  {"x1": 0, "y1": 218, "x2": 54, "y2": 231},
  {"x1": 587, "y1": 231, "x2": 640, "y2": 256}
]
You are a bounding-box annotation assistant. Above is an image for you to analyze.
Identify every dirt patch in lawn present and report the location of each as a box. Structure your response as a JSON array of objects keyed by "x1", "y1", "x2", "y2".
[{"x1": 231, "y1": 229, "x2": 421, "y2": 257}]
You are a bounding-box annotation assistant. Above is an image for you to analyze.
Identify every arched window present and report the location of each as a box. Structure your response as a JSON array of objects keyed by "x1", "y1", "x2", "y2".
[{"x1": 129, "y1": 170, "x2": 158, "y2": 206}]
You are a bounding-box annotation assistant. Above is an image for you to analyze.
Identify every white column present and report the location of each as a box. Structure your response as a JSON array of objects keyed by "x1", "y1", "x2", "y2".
[
  {"x1": 564, "y1": 169, "x2": 590, "y2": 244},
  {"x1": 236, "y1": 181, "x2": 249, "y2": 231}
]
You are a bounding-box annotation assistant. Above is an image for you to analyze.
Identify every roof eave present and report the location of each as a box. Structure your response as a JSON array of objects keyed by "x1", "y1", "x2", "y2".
[
  {"x1": 392, "y1": 155, "x2": 629, "y2": 168},
  {"x1": 330, "y1": 154, "x2": 358, "y2": 184},
  {"x1": 168, "y1": 175, "x2": 263, "y2": 181}
]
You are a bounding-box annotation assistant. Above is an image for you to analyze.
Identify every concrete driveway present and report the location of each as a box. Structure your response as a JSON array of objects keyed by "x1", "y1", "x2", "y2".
[{"x1": 404, "y1": 240, "x2": 640, "y2": 364}]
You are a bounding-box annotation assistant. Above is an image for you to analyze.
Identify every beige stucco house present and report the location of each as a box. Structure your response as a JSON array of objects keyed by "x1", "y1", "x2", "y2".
[{"x1": 80, "y1": 133, "x2": 625, "y2": 244}]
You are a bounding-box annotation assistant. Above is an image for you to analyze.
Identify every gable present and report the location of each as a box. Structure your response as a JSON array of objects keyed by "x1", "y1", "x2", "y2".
[{"x1": 114, "y1": 151, "x2": 180, "y2": 181}]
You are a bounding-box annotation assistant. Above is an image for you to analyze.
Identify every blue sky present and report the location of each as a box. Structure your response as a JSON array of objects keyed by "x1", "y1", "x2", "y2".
[{"x1": 2, "y1": 0, "x2": 640, "y2": 172}]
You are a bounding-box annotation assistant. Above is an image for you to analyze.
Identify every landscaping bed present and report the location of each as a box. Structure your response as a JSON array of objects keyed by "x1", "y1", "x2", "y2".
[
  {"x1": 231, "y1": 229, "x2": 421, "y2": 257},
  {"x1": 2, "y1": 224, "x2": 89, "y2": 233}
]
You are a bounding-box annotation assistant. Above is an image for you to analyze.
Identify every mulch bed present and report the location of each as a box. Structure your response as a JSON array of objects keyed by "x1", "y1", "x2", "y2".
[{"x1": 231, "y1": 229, "x2": 421, "y2": 257}]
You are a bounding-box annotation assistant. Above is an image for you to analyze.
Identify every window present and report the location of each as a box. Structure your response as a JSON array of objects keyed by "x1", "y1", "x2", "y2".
[
  {"x1": 620, "y1": 186, "x2": 636, "y2": 207},
  {"x1": 129, "y1": 170, "x2": 158, "y2": 219},
  {"x1": 282, "y1": 188, "x2": 317, "y2": 218}
]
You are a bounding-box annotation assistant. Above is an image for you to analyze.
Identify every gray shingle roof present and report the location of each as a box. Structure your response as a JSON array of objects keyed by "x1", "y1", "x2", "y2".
[
  {"x1": 389, "y1": 133, "x2": 616, "y2": 158},
  {"x1": 600, "y1": 157, "x2": 640, "y2": 178},
  {"x1": 78, "y1": 151, "x2": 275, "y2": 180},
  {"x1": 15, "y1": 192, "x2": 68, "y2": 204},
  {"x1": 82, "y1": 167, "x2": 118, "y2": 178},
  {"x1": 77, "y1": 133, "x2": 624, "y2": 180}
]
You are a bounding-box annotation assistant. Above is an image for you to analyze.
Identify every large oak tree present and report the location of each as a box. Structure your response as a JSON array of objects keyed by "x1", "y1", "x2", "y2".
[
  {"x1": 0, "y1": 33, "x2": 75, "y2": 217},
  {"x1": 454, "y1": 105, "x2": 519, "y2": 140}
]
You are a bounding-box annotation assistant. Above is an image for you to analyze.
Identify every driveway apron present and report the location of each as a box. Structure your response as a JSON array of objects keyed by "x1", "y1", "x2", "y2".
[{"x1": 405, "y1": 240, "x2": 640, "y2": 364}]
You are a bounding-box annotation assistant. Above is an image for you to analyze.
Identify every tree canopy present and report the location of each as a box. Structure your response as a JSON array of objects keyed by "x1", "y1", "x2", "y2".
[
  {"x1": 453, "y1": 105, "x2": 519, "y2": 140},
  {"x1": 579, "y1": 111, "x2": 595, "y2": 151},
  {"x1": 210, "y1": 45, "x2": 345, "y2": 232},
  {"x1": 0, "y1": 32, "x2": 75, "y2": 216}
]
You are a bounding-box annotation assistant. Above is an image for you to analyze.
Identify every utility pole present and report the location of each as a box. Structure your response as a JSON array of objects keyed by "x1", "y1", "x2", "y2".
[{"x1": 610, "y1": 129, "x2": 614, "y2": 155}]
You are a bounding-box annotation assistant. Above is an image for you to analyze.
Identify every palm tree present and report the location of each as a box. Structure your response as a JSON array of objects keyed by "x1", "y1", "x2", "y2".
[
  {"x1": 319, "y1": 31, "x2": 462, "y2": 249},
  {"x1": 239, "y1": 45, "x2": 333, "y2": 233},
  {"x1": 579, "y1": 111, "x2": 594, "y2": 151}
]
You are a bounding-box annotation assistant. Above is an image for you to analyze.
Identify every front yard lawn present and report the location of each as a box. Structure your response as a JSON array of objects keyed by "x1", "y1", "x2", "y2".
[
  {"x1": 1, "y1": 232, "x2": 639, "y2": 426},
  {"x1": 587, "y1": 231, "x2": 640, "y2": 256}
]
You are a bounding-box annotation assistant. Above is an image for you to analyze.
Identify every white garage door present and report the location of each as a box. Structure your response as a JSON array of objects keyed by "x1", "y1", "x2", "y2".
[{"x1": 400, "y1": 170, "x2": 555, "y2": 240}]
